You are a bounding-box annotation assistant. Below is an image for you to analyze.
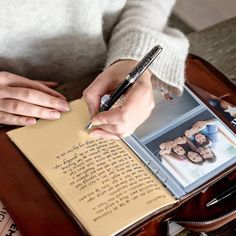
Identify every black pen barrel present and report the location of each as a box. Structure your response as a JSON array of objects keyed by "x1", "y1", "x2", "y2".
[
  {"x1": 216, "y1": 184, "x2": 236, "y2": 200},
  {"x1": 99, "y1": 79, "x2": 132, "y2": 112}
]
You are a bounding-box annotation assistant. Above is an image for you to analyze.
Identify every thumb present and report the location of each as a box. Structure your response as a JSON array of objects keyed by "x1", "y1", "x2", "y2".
[{"x1": 82, "y1": 74, "x2": 111, "y2": 117}]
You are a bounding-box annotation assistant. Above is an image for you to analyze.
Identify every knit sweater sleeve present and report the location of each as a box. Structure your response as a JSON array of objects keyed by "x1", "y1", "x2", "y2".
[{"x1": 105, "y1": 0, "x2": 189, "y2": 96}]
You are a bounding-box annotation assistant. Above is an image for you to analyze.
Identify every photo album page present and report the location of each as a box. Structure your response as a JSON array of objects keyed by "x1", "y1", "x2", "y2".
[{"x1": 134, "y1": 87, "x2": 236, "y2": 193}]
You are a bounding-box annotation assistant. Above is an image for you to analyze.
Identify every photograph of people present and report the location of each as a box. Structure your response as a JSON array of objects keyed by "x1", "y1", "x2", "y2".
[
  {"x1": 159, "y1": 136, "x2": 188, "y2": 160},
  {"x1": 159, "y1": 119, "x2": 218, "y2": 164},
  {"x1": 156, "y1": 115, "x2": 236, "y2": 188},
  {"x1": 185, "y1": 119, "x2": 218, "y2": 148},
  {"x1": 198, "y1": 147, "x2": 216, "y2": 163},
  {"x1": 159, "y1": 136, "x2": 204, "y2": 164}
]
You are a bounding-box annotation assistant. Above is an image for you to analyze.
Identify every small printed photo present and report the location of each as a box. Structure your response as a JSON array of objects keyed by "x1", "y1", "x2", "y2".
[
  {"x1": 159, "y1": 119, "x2": 217, "y2": 165},
  {"x1": 152, "y1": 110, "x2": 236, "y2": 188}
]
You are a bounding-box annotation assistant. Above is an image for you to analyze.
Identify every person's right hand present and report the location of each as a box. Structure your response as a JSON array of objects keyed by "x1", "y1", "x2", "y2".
[{"x1": 0, "y1": 72, "x2": 70, "y2": 126}]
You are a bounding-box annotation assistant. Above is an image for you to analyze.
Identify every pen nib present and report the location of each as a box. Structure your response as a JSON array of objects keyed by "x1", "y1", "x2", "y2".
[{"x1": 84, "y1": 122, "x2": 93, "y2": 130}]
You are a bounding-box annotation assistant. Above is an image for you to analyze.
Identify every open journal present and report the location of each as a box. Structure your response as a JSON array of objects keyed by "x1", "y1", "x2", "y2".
[
  {"x1": 7, "y1": 99, "x2": 175, "y2": 236},
  {"x1": 7, "y1": 87, "x2": 236, "y2": 236}
]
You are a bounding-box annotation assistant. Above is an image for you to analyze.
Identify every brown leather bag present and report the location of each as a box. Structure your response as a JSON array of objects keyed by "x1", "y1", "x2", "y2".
[
  {"x1": 132, "y1": 55, "x2": 236, "y2": 235},
  {"x1": 0, "y1": 55, "x2": 235, "y2": 236},
  {"x1": 171, "y1": 54, "x2": 236, "y2": 233}
]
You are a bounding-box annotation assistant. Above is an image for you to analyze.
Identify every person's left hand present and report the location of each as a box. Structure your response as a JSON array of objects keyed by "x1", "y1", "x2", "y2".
[{"x1": 83, "y1": 60, "x2": 155, "y2": 139}]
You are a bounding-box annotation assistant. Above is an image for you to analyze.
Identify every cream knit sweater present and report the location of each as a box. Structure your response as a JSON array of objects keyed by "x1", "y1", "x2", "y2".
[{"x1": 0, "y1": 0, "x2": 189, "y2": 96}]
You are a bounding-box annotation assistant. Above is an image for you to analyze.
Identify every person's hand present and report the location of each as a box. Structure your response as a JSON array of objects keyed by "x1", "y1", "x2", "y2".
[
  {"x1": 185, "y1": 119, "x2": 215, "y2": 137},
  {"x1": 83, "y1": 60, "x2": 155, "y2": 139},
  {"x1": 173, "y1": 136, "x2": 187, "y2": 146},
  {"x1": 0, "y1": 71, "x2": 70, "y2": 126},
  {"x1": 159, "y1": 141, "x2": 174, "y2": 152}
]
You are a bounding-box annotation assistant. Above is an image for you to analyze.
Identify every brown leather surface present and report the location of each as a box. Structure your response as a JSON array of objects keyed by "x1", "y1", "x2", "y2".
[
  {"x1": 186, "y1": 55, "x2": 236, "y2": 105},
  {"x1": 0, "y1": 55, "x2": 235, "y2": 235},
  {"x1": 186, "y1": 54, "x2": 236, "y2": 134},
  {"x1": 173, "y1": 176, "x2": 236, "y2": 232},
  {"x1": 170, "y1": 54, "x2": 236, "y2": 232}
]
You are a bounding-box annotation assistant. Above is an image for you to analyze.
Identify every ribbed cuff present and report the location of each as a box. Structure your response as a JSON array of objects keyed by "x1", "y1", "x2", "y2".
[{"x1": 106, "y1": 28, "x2": 189, "y2": 96}]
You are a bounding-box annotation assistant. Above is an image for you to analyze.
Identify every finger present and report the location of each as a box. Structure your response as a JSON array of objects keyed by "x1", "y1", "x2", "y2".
[
  {"x1": 0, "y1": 111, "x2": 36, "y2": 126},
  {"x1": 5, "y1": 73, "x2": 65, "y2": 99},
  {"x1": 92, "y1": 80, "x2": 153, "y2": 125},
  {"x1": 92, "y1": 123, "x2": 134, "y2": 138},
  {"x1": 36, "y1": 80, "x2": 59, "y2": 88},
  {"x1": 0, "y1": 87, "x2": 70, "y2": 112},
  {"x1": 91, "y1": 107, "x2": 125, "y2": 125},
  {"x1": 121, "y1": 79, "x2": 154, "y2": 113},
  {"x1": 90, "y1": 128, "x2": 120, "y2": 140},
  {"x1": 83, "y1": 74, "x2": 117, "y2": 117},
  {"x1": 0, "y1": 99, "x2": 61, "y2": 120}
]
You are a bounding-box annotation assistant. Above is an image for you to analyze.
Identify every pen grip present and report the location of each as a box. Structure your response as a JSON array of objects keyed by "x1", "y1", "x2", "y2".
[{"x1": 99, "y1": 79, "x2": 132, "y2": 112}]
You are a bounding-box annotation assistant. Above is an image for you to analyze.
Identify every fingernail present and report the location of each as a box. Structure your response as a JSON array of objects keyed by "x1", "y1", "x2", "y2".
[
  {"x1": 50, "y1": 111, "x2": 60, "y2": 119},
  {"x1": 25, "y1": 118, "x2": 37, "y2": 126},
  {"x1": 92, "y1": 119, "x2": 102, "y2": 125},
  {"x1": 60, "y1": 101, "x2": 70, "y2": 112}
]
